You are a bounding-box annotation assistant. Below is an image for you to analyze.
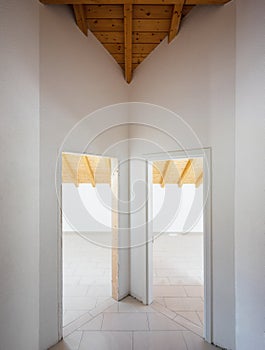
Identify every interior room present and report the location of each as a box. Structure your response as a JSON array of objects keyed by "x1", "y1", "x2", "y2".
[
  {"x1": 0, "y1": 0, "x2": 264, "y2": 350},
  {"x1": 152, "y1": 158, "x2": 204, "y2": 335},
  {"x1": 61, "y1": 153, "x2": 113, "y2": 328}
]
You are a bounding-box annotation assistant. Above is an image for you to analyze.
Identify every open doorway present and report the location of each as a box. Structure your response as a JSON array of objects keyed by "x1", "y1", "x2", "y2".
[
  {"x1": 61, "y1": 152, "x2": 118, "y2": 331},
  {"x1": 146, "y1": 149, "x2": 212, "y2": 343}
]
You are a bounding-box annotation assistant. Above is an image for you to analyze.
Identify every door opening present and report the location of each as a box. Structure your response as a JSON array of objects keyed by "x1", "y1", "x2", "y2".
[
  {"x1": 60, "y1": 152, "x2": 118, "y2": 335},
  {"x1": 146, "y1": 149, "x2": 212, "y2": 343}
]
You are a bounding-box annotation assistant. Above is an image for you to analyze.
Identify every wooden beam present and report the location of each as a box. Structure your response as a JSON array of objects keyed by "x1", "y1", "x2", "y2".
[
  {"x1": 84, "y1": 156, "x2": 96, "y2": 187},
  {"x1": 160, "y1": 160, "x2": 172, "y2": 188},
  {"x1": 62, "y1": 154, "x2": 79, "y2": 187},
  {"x1": 124, "y1": 4, "x2": 132, "y2": 83},
  {"x1": 195, "y1": 171, "x2": 203, "y2": 187},
  {"x1": 168, "y1": 1, "x2": 185, "y2": 43},
  {"x1": 40, "y1": 0, "x2": 232, "y2": 6},
  {"x1": 178, "y1": 159, "x2": 193, "y2": 187},
  {"x1": 73, "y1": 4, "x2": 88, "y2": 36}
]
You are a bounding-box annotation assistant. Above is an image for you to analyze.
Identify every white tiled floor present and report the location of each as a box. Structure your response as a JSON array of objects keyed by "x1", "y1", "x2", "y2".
[
  {"x1": 153, "y1": 232, "x2": 204, "y2": 331},
  {"x1": 54, "y1": 232, "x2": 211, "y2": 350},
  {"x1": 63, "y1": 232, "x2": 112, "y2": 327}
]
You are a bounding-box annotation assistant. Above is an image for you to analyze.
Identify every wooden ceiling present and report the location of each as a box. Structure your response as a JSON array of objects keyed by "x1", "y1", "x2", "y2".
[
  {"x1": 40, "y1": 0, "x2": 232, "y2": 83},
  {"x1": 62, "y1": 153, "x2": 203, "y2": 187},
  {"x1": 153, "y1": 158, "x2": 203, "y2": 187}
]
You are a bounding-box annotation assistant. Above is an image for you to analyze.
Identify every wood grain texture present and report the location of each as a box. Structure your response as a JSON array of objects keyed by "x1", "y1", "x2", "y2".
[
  {"x1": 168, "y1": 1, "x2": 184, "y2": 43},
  {"x1": 124, "y1": 4, "x2": 133, "y2": 83},
  {"x1": 41, "y1": 0, "x2": 231, "y2": 5},
  {"x1": 73, "y1": 4, "x2": 88, "y2": 35}
]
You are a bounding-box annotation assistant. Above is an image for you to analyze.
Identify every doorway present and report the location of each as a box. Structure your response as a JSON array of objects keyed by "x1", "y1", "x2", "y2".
[
  {"x1": 146, "y1": 149, "x2": 212, "y2": 343},
  {"x1": 60, "y1": 152, "x2": 119, "y2": 333}
]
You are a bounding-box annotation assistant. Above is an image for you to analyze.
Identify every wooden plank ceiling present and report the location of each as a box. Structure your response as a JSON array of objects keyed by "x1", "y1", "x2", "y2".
[
  {"x1": 40, "y1": 0, "x2": 232, "y2": 83},
  {"x1": 62, "y1": 153, "x2": 203, "y2": 187}
]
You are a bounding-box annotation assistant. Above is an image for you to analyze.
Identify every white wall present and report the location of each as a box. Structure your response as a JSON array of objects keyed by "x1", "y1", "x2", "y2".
[
  {"x1": 62, "y1": 183, "x2": 111, "y2": 232},
  {"x1": 235, "y1": 1, "x2": 265, "y2": 349},
  {"x1": 39, "y1": 5, "x2": 129, "y2": 349},
  {"x1": 129, "y1": 3, "x2": 236, "y2": 348},
  {"x1": 0, "y1": 1, "x2": 40, "y2": 349},
  {"x1": 153, "y1": 184, "x2": 203, "y2": 233}
]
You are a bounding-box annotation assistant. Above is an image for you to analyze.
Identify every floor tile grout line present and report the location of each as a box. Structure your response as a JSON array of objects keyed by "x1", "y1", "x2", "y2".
[
  {"x1": 77, "y1": 330, "x2": 84, "y2": 350},
  {"x1": 100, "y1": 312, "x2": 105, "y2": 330},
  {"x1": 181, "y1": 331, "x2": 189, "y2": 350},
  {"x1": 146, "y1": 312, "x2": 150, "y2": 331}
]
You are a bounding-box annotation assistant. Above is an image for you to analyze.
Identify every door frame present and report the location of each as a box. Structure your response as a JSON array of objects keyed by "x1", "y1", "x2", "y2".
[
  {"x1": 58, "y1": 151, "x2": 119, "y2": 339},
  {"x1": 144, "y1": 147, "x2": 212, "y2": 343}
]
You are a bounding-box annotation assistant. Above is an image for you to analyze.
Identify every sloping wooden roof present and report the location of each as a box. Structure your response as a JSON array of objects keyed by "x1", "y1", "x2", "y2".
[
  {"x1": 153, "y1": 158, "x2": 203, "y2": 187},
  {"x1": 40, "y1": 0, "x2": 232, "y2": 83},
  {"x1": 62, "y1": 153, "x2": 203, "y2": 187}
]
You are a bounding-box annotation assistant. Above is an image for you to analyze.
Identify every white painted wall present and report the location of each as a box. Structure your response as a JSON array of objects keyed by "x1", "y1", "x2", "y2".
[
  {"x1": 129, "y1": 3, "x2": 236, "y2": 348},
  {"x1": 235, "y1": 1, "x2": 265, "y2": 349},
  {"x1": 39, "y1": 5, "x2": 129, "y2": 349},
  {"x1": 153, "y1": 184, "x2": 203, "y2": 233},
  {"x1": 0, "y1": 1, "x2": 40, "y2": 349},
  {"x1": 62, "y1": 183, "x2": 111, "y2": 232}
]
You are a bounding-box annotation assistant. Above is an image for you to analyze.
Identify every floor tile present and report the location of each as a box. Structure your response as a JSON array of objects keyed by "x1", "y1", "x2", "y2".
[
  {"x1": 79, "y1": 331, "x2": 132, "y2": 350},
  {"x1": 174, "y1": 315, "x2": 203, "y2": 337},
  {"x1": 49, "y1": 331, "x2": 83, "y2": 350},
  {"x1": 63, "y1": 310, "x2": 88, "y2": 327},
  {"x1": 182, "y1": 331, "x2": 216, "y2": 350},
  {"x1": 147, "y1": 313, "x2": 186, "y2": 331},
  {"x1": 150, "y1": 301, "x2": 176, "y2": 319},
  {"x1": 153, "y1": 285, "x2": 186, "y2": 297},
  {"x1": 177, "y1": 311, "x2": 203, "y2": 327},
  {"x1": 102, "y1": 313, "x2": 149, "y2": 331},
  {"x1": 184, "y1": 286, "x2": 204, "y2": 298},
  {"x1": 63, "y1": 285, "x2": 88, "y2": 297},
  {"x1": 118, "y1": 297, "x2": 156, "y2": 313},
  {"x1": 63, "y1": 312, "x2": 92, "y2": 337},
  {"x1": 63, "y1": 296, "x2": 97, "y2": 311},
  {"x1": 78, "y1": 314, "x2": 103, "y2": 330},
  {"x1": 133, "y1": 331, "x2": 187, "y2": 350},
  {"x1": 165, "y1": 297, "x2": 204, "y2": 312}
]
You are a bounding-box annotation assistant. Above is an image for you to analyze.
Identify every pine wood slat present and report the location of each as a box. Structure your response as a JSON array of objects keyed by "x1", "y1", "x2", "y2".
[
  {"x1": 87, "y1": 18, "x2": 124, "y2": 31},
  {"x1": 92, "y1": 31, "x2": 124, "y2": 43},
  {"x1": 133, "y1": 19, "x2": 171, "y2": 31},
  {"x1": 133, "y1": 5, "x2": 173, "y2": 18},
  {"x1": 85, "y1": 4, "x2": 124, "y2": 18}
]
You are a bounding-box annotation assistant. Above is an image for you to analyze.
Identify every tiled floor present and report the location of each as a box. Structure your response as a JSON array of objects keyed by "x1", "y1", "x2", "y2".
[
  {"x1": 63, "y1": 232, "x2": 112, "y2": 327},
  {"x1": 51, "y1": 296, "x2": 215, "y2": 350},
  {"x1": 57, "y1": 232, "x2": 208, "y2": 350},
  {"x1": 153, "y1": 232, "x2": 204, "y2": 331}
]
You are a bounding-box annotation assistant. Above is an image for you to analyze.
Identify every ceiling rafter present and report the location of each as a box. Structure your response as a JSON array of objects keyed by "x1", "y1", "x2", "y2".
[
  {"x1": 62, "y1": 153, "x2": 79, "y2": 187},
  {"x1": 73, "y1": 4, "x2": 88, "y2": 35},
  {"x1": 124, "y1": 4, "x2": 133, "y2": 83},
  {"x1": 84, "y1": 156, "x2": 96, "y2": 187},
  {"x1": 195, "y1": 171, "x2": 203, "y2": 187},
  {"x1": 160, "y1": 160, "x2": 171, "y2": 188},
  {"x1": 168, "y1": 0, "x2": 185, "y2": 43},
  {"x1": 178, "y1": 159, "x2": 193, "y2": 187}
]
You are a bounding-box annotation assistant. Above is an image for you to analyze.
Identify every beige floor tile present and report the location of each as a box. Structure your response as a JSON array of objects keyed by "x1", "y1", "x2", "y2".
[
  {"x1": 133, "y1": 331, "x2": 187, "y2": 350},
  {"x1": 147, "y1": 313, "x2": 186, "y2": 331},
  {"x1": 153, "y1": 285, "x2": 186, "y2": 297},
  {"x1": 184, "y1": 286, "x2": 204, "y2": 298},
  {"x1": 78, "y1": 314, "x2": 103, "y2": 330},
  {"x1": 165, "y1": 297, "x2": 204, "y2": 312},
  {"x1": 177, "y1": 311, "x2": 203, "y2": 327},
  {"x1": 102, "y1": 313, "x2": 149, "y2": 331},
  {"x1": 79, "y1": 331, "x2": 132, "y2": 350},
  {"x1": 49, "y1": 331, "x2": 83, "y2": 350},
  {"x1": 182, "y1": 331, "x2": 216, "y2": 350}
]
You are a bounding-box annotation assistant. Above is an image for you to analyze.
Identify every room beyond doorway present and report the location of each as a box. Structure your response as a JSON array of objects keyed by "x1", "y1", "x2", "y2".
[
  {"x1": 60, "y1": 152, "x2": 119, "y2": 334},
  {"x1": 145, "y1": 149, "x2": 212, "y2": 343}
]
